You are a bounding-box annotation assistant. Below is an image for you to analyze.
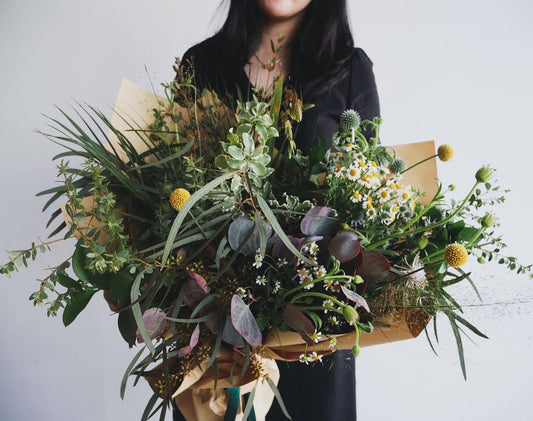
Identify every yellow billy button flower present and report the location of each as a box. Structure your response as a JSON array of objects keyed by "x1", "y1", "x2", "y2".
[
  {"x1": 444, "y1": 243, "x2": 468, "y2": 268},
  {"x1": 437, "y1": 144, "x2": 454, "y2": 162},
  {"x1": 169, "y1": 188, "x2": 191, "y2": 211},
  {"x1": 342, "y1": 305, "x2": 359, "y2": 325}
]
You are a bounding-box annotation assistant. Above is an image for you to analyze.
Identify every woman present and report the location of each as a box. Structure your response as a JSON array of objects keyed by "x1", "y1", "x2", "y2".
[{"x1": 176, "y1": 1, "x2": 379, "y2": 419}]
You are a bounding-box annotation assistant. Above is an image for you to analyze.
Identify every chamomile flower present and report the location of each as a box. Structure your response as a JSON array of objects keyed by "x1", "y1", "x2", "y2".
[
  {"x1": 313, "y1": 265, "x2": 327, "y2": 278},
  {"x1": 303, "y1": 241, "x2": 319, "y2": 255},
  {"x1": 346, "y1": 165, "x2": 361, "y2": 181},
  {"x1": 350, "y1": 191, "x2": 363, "y2": 203},
  {"x1": 333, "y1": 165, "x2": 344, "y2": 178},
  {"x1": 378, "y1": 188, "x2": 391, "y2": 202},
  {"x1": 322, "y1": 299, "x2": 334, "y2": 313},
  {"x1": 297, "y1": 267, "x2": 310, "y2": 279},
  {"x1": 236, "y1": 287, "x2": 246, "y2": 297},
  {"x1": 300, "y1": 275, "x2": 315, "y2": 290},
  {"x1": 310, "y1": 330, "x2": 322, "y2": 343},
  {"x1": 273, "y1": 280, "x2": 281, "y2": 294},
  {"x1": 344, "y1": 142, "x2": 356, "y2": 151},
  {"x1": 328, "y1": 315, "x2": 339, "y2": 326},
  {"x1": 255, "y1": 275, "x2": 266, "y2": 286},
  {"x1": 309, "y1": 351, "x2": 323, "y2": 362},
  {"x1": 277, "y1": 257, "x2": 288, "y2": 267},
  {"x1": 324, "y1": 279, "x2": 341, "y2": 292},
  {"x1": 366, "y1": 207, "x2": 377, "y2": 219},
  {"x1": 329, "y1": 337, "x2": 338, "y2": 348},
  {"x1": 299, "y1": 354, "x2": 310, "y2": 364}
]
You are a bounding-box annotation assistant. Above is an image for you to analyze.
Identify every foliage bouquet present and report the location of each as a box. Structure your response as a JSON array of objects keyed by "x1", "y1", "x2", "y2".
[{"x1": 2, "y1": 66, "x2": 530, "y2": 420}]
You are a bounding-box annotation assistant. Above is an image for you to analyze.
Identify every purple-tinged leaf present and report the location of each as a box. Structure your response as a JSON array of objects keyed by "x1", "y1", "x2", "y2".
[
  {"x1": 184, "y1": 272, "x2": 210, "y2": 307},
  {"x1": 222, "y1": 317, "x2": 245, "y2": 347},
  {"x1": 231, "y1": 295, "x2": 262, "y2": 347},
  {"x1": 271, "y1": 235, "x2": 304, "y2": 261},
  {"x1": 228, "y1": 216, "x2": 273, "y2": 256},
  {"x1": 356, "y1": 251, "x2": 393, "y2": 284},
  {"x1": 135, "y1": 308, "x2": 166, "y2": 343},
  {"x1": 177, "y1": 323, "x2": 201, "y2": 357},
  {"x1": 328, "y1": 230, "x2": 361, "y2": 263},
  {"x1": 341, "y1": 285, "x2": 370, "y2": 313},
  {"x1": 300, "y1": 206, "x2": 342, "y2": 236},
  {"x1": 283, "y1": 304, "x2": 315, "y2": 345}
]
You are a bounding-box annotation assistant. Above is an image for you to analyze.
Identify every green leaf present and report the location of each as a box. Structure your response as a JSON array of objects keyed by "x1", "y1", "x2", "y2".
[
  {"x1": 62, "y1": 288, "x2": 98, "y2": 326},
  {"x1": 56, "y1": 273, "x2": 81, "y2": 289},
  {"x1": 447, "y1": 313, "x2": 467, "y2": 380},
  {"x1": 72, "y1": 246, "x2": 91, "y2": 282},
  {"x1": 107, "y1": 272, "x2": 136, "y2": 303},
  {"x1": 130, "y1": 271, "x2": 155, "y2": 355},
  {"x1": 120, "y1": 345, "x2": 146, "y2": 399},
  {"x1": 242, "y1": 383, "x2": 257, "y2": 420},
  {"x1": 266, "y1": 376, "x2": 292, "y2": 420},
  {"x1": 227, "y1": 145, "x2": 245, "y2": 160},
  {"x1": 118, "y1": 308, "x2": 138, "y2": 347}
]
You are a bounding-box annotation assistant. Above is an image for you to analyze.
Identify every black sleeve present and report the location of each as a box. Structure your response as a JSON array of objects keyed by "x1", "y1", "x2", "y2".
[{"x1": 349, "y1": 48, "x2": 380, "y2": 121}]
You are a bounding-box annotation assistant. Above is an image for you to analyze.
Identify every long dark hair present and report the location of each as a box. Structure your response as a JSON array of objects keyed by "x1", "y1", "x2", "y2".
[{"x1": 216, "y1": 0, "x2": 354, "y2": 95}]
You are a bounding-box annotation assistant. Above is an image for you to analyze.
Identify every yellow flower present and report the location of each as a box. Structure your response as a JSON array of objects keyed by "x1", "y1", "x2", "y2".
[
  {"x1": 169, "y1": 188, "x2": 191, "y2": 211},
  {"x1": 437, "y1": 144, "x2": 454, "y2": 162},
  {"x1": 444, "y1": 243, "x2": 468, "y2": 268}
]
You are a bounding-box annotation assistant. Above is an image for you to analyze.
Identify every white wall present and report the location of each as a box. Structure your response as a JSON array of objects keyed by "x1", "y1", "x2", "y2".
[{"x1": 1, "y1": 1, "x2": 532, "y2": 420}]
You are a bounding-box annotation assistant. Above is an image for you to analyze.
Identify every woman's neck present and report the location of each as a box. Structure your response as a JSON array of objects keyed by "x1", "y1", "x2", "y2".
[{"x1": 245, "y1": 14, "x2": 303, "y2": 95}]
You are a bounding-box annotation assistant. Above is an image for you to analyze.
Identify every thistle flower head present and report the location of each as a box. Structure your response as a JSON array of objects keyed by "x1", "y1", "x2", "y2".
[
  {"x1": 339, "y1": 109, "x2": 361, "y2": 131},
  {"x1": 169, "y1": 188, "x2": 191, "y2": 211},
  {"x1": 390, "y1": 158, "x2": 407, "y2": 174},
  {"x1": 444, "y1": 243, "x2": 468, "y2": 268},
  {"x1": 437, "y1": 144, "x2": 454, "y2": 162}
]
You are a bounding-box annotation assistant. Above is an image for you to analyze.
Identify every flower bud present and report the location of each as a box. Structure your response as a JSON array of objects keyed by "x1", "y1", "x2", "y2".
[
  {"x1": 480, "y1": 212, "x2": 494, "y2": 228},
  {"x1": 352, "y1": 345, "x2": 361, "y2": 356},
  {"x1": 342, "y1": 305, "x2": 359, "y2": 325},
  {"x1": 354, "y1": 275, "x2": 364, "y2": 285},
  {"x1": 417, "y1": 237, "x2": 429, "y2": 250},
  {"x1": 475, "y1": 166, "x2": 493, "y2": 183}
]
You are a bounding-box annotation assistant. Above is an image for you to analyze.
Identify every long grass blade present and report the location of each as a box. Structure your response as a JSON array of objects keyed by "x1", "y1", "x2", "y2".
[{"x1": 161, "y1": 171, "x2": 237, "y2": 266}]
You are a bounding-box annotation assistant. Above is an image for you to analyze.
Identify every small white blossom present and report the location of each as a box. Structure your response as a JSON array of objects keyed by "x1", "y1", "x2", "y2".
[
  {"x1": 252, "y1": 248, "x2": 264, "y2": 268},
  {"x1": 310, "y1": 330, "x2": 322, "y2": 344},
  {"x1": 299, "y1": 354, "x2": 310, "y2": 364}
]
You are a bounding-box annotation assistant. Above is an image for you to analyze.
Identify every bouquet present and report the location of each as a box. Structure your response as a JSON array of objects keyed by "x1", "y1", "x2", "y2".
[{"x1": 2, "y1": 67, "x2": 530, "y2": 420}]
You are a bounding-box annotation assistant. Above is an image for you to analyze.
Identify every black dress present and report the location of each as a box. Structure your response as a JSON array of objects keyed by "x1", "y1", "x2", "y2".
[{"x1": 175, "y1": 34, "x2": 380, "y2": 421}]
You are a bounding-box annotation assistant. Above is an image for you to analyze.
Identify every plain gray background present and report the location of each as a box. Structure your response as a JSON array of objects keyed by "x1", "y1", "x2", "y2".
[{"x1": 1, "y1": 1, "x2": 532, "y2": 420}]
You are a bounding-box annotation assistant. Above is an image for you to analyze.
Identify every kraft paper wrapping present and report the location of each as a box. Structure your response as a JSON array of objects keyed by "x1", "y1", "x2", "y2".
[
  {"x1": 144, "y1": 347, "x2": 280, "y2": 421},
  {"x1": 66, "y1": 81, "x2": 438, "y2": 419}
]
